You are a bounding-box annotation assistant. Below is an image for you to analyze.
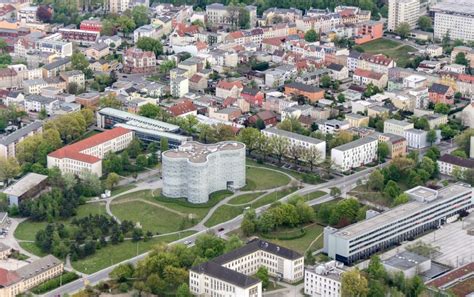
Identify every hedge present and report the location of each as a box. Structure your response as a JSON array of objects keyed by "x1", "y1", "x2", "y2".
[
  {"x1": 31, "y1": 272, "x2": 80, "y2": 294},
  {"x1": 260, "y1": 228, "x2": 307, "y2": 241}
]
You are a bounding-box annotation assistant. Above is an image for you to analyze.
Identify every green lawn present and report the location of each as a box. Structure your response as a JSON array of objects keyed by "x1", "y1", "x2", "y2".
[
  {"x1": 111, "y1": 200, "x2": 191, "y2": 233},
  {"x1": 354, "y1": 38, "x2": 417, "y2": 67},
  {"x1": 246, "y1": 158, "x2": 305, "y2": 181},
  {"x1": 204, "y1": 205, "x2": 247, "y2": 227},
  {"x1": 265, "y1": 224, "x2": 325, "y2": 254},
  {"x1": 15, "y1": 203, "x2": 107, "y2": 241},
  {"x1": 296, "y1": 190, "x2": 327, "y2": 202},
  {"x1": 71, "y1": 231, "x2": 196, "y2": 274},
  {"x1": 111, "y1": 184, "x2": 137, "y2": 197},
  {"x1": 228, "y1": 192, "x2": 265, "y2": 205},
  {"x1": 242, "y1": 167, "x2": 291, "y2": 191},
  {"x1": 251, "y1": 187, "x2": 298, "y2": 208},
  {"x1": 19, "y1": 242, "x2": 47, "y2": 257}
]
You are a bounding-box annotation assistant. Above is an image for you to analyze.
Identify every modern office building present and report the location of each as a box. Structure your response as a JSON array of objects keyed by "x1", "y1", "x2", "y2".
[
  {"x1": 331, "y1": 137, "x2": 378, "y2": 172},
  {"x1": 96, "y1": 108, "x2": 188, "y2": 147},
  {"x1": 383, "y1": 119, "x2": 414, "y2": 137},
  {"x1": 47, "y1": 127, "x2": 133, "y2": 177},
  {"x1": 387, "y1": 0, "x2": 420, "y2": 32},
  {"x1": 162, "y1": 141, "x2": 246, "y2": 204},
  {"x1": 432, "y1": 0, "x2": 474, "y2": 42},
  {"x1": 304, "y1": 261, "x2": 345, "y2": 297},
  {"x1": 0, "y1": 121, "x2": 43, "y2": 159},
  {"x1": 190, "y1": 239, "x2": 303, "y2": 297},
  {"x1": 324, "y1": 183, "x2": 474, "y2": 264},
  {"x1": 262, "y1": 127, "x2": 326, "y2": 162}
]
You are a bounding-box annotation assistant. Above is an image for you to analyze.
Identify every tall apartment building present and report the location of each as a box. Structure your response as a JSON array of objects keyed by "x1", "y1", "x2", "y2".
[
  {"x1": 47, "y1": 127, "x2": 134, "y2": 176},
  {"x1": 190, "y1": 239, "x2": 304, "y2": 297},
  {"x1": 109, "y1": 0, "x2": 130, "y2": 13},
  {"x1": 383, "y1": 119, "x2": 414, "y2": 136},
  {"x1": 262, "y1": 127, "x2": 327, "y2": 162},
  {"x1": 387, "y1": 0, "x2": 420, "y2": 32},
  {"x1": 0, "y1": 121, "x2": 43, "y2": 159},
  {"x1": 324, "y1": 183, "x2": 473, "y2": 264},
  {"x1": 432, "y1": 0, "x2": 474, "y2": 42},
  {"x1": 162, "y1": 141, "x2": 246, "y2": 204},
  {"x1": 331, "y1": 137, "x2": 378, "y2": 172}
]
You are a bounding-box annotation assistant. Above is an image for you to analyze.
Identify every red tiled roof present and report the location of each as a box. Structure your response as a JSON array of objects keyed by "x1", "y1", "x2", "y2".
[
  {"x1": 262, "y1": 37, "x2": 284, "y2": 47},
  {"x1": 168, "y1": 99, "x2": 197, "y2": 117},
  {"x1": 0, "y1": 268, "x2": 20, "y2": 287},
  {"x1": 360, "y1": 53, "x2": 393, "y2": 66},
  {"x1": 217, "y1": 80, "x2": 243, "y2": 90},
  {"x1": 354, "y1": 68, "x2": 384, "y2": 80},
  {"x1": 48, "y1": 127, "x2": 131, "y2": 164},
  {"x1": 228, "y1": 31, "x2": 244, "y2": 39},
  {"x1": 189, "y1": 73, "x2": 204, "y2": 83}
]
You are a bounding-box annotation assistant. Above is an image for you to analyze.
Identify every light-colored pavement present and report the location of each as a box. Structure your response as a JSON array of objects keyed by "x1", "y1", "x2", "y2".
[{"x1": 3, "y1": 218, "x2": 39, "y2": 260}]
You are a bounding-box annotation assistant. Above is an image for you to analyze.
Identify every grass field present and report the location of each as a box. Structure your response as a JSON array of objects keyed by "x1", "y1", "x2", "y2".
[
  {"x1": 293, "y1": 190, "x2": 327, "y2": 202},
  {"x1": 204, "y1": 205, "x2": 247, "y2": 227},
  {"x1": 242, "y1": 166, "x2": 291, "y2": 191},
  {"x1": 354, "y1": 38, "x2": 417, "y2": 67},
  {"x1": 19, "y1": 242, "x2": 47, "y2": 257},
  {"x1": 15, "y1": 203, "x2": 107, "y2": 241},
  {"x1": 246, "y1": 158, "x2": 305, "y2": 181},
  {"x1": 111, "y1": 200, "x2": 190, "y2": 233},
  {"x1": 251, "y1": 187, "x2": 298, "y2": 208},
  {"x1": 264, "y1": 224, "x2": 325, "y2": 254},
  {"x1": 228, "y1": 192, "x2": 265, "y2": 205},
  {"x1": 111, "y1": 184, "x2": 137, "y2": 197},
  {"x1": 71, "y1": 231, "x2": 196, "y2": 274}
]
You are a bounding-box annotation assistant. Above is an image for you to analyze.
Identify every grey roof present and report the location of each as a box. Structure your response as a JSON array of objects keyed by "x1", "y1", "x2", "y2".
[
  {"x1": 428, "y1": 83, "x2": 450, "y2": 94},
  {"x1": 2, "y1": 173, "x2": 48, "y2": 198},
  {"x1": 25, "y1": 95, "x2": 57, "y2": 104},
  {"x1": 0, "y1": 121, "x2": 43, "y2": 146},
  {"x1": 15, "y1": 255, "x2": 62, "y2": 279},
  {"x1": 191, "y1": 261, "x2": 260, "y2": 288},
  {"x1": 438, "y1": 154, "x2": 474, "y2": 169},
  {"x1": 43, "y1": 57, "x2": 71, "y2": 71},
  {"x1": 383, "y1": 251, "x2": 430, "y2": 270},
  {"x1": 332, "y1": 136, "x2": 377, "y2": 152},
  {"x1": 285, "y1": 82, "x2": 323, "y2": 93},
  {"x1": 405, "y1": 128, "x2": 427, "y2": 135},
  {"x1": 385, "y1": 119, "x2": 413, "y2": 127},
  {"x1": 263, "y1": 127, "x2": 325, "y2": 145},
  {"x1": 327, "y1": 63, "x2": 345, "y2": 71}
]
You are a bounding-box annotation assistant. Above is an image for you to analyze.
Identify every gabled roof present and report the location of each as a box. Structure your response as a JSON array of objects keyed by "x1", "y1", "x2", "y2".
[
  {"x1": 428, "y1": 83, "x2": 451, "y2": 94},
  {"x1": 216, "y1": 80, "x2": 244, "y2": 90},
  {"x1": 168, "y1": 100, "x2": 197, "y2": 117},
  {"x1": 285, "y1": 81, "x2": 323, "y2": 93},
  {"x1": 354, "y1": 68, "x2": 384, "y2": 80}
]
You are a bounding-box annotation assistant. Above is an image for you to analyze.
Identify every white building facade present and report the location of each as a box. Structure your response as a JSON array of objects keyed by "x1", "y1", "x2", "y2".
[
  {"x1": 331, "y1": 137, "x2": 378, "y2": 172},
  {"x1": 162, "y1": 141, "x2": 246, "y2": 204},
  {"x1": 304, "y1": 261, "x2": 344, "y2": 297}
]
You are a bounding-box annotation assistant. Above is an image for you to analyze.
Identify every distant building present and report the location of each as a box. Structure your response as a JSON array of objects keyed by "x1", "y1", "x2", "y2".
[
  {"x1": 324, "y1": 183, "x2": 473, "y2": 264},
  {"x1": 80, "y1": 19, "x2": 103, "y2": 32},
  {"x1": 2, "y1": 172, "x2": 48, "y2": 206},
  {"x1": 331, "y1": 137, "x2": 378, "y2": 172},
  {"x1": 428, "y1": 83, "x2": 454, "y2": 105},
  {"x1": 432, "y1": 0, "x2": 474, "y2": 42},
  {"x1": 284, "y1": 82, "x2": 325, "y2": 103},
  {"x1": 438, "y1": 154, "x2": 474, "y2": 177},
  {"x1": 190, "y1": 239, "x2": 303, "y2": 297},
  {"x1": 383, "y1": 251, "x2": 431, "y2": 278},
  {"x1": 0, "y1": 121, "x2": 43, "y2": 159},
  {"x1": 383, "y1": 119, "x2": 414, "y2": 137},
  {"x1": 47, "y1": 127, "x2": 134, "y2": 177},
  {"x1": 354, "y1": 21, "x2": 384, "y2": 45},
  {"x1": 122, "y1": 47, "x2": 156, "y2": 74},
  {"x1": 404, "y1": 128, "x2": 428, "y2": 149},
  {"x1": 379, "y1": 133, "x2": 407, "y2": 158},
  {"x1": 162, "y1": 141, "x2": 245, "y2": 204}
]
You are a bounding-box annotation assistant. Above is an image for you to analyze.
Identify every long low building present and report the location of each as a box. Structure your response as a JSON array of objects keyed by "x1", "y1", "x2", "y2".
[
  {"x1": 0, "y1": 121, "x2": 43, "y2": 159},
  {"x1": 437, "y1": 154, "x2": 474, "y2": 177},
  {"x1": 162, "y1": 141, "x2": 246, "y2": 204},
  {"x1": 331, "y1": 136, "x2": 378, "y2": 172},
  {"x1": 261, "y1": 127, "x2": 326, "y2": 162},
  {"x1": 0, "y1": 254, "x2": 63, "y2": 296},
  {"x1": 324, "y1": 183, "x2": 473, "y2": 265},
  {"x1": 190, "y1": 239, "x2": 304, "y2": 297},
  {"x1": 47, "y1": 127, "x2": 133, "y2": 177},
  {"x1": 2, "y1": 172, "x2": 48, "y2": 206}
]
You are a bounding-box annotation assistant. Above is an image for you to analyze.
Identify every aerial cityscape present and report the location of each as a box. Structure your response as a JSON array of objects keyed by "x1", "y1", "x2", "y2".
[{"x1": 0, "y1": 0, "x2": 474, "y2": 296}]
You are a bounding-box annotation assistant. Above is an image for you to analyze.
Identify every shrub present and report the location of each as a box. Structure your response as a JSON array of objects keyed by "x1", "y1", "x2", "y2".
[{"x1": 31, "y1": 272, "x2": 80, "y2": 294}]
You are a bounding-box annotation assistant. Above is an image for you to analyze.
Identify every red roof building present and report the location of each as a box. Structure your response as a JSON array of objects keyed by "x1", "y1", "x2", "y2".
[{"x1": 168, "y1": 100, "x2": 198, "y2": 117}]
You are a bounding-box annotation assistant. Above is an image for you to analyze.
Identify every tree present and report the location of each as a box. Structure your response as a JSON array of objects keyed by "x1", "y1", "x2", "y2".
[
  {"x1": 224, "y1": 235, "x2": 243, "y2": 253},
  {"x1": 132, "y1": 5, "x2": 150, "y2": 27},
  {"x1": 160, "y1": 137, "x2": 169, "y2": 152},
  {"x1": 395, "y1": 22, "x2": 411, "y2": 39},
  {"x1": 378, "y1": 142, "x2": 389, "y2": 162},
  {"x1": 368, "y1": 170, "x2": 384, "y2": 191},
  {"x1": 36, "y1": 5, "x2": 52, "y2": 22},
  {"x1": 67, "y1": 82, "x2": 80, "y2": 95},
  {"x1": 110, "y1": 263, "x2": 135, "y2": 282},
  {"x1": 176, "y1": 284, "x2": 192, "y2": 297},
  {"x1": 256, "y1": 266, "x2": 269, "y2": 288},
  {"x1": 159, "y1": 60, "x2": 176, "y2": 74},
  {"x1": 320, "y1": 75, "x2": 332, "y2": 88},
  {"x1": 427, "y1": 129, "x2": 437, "y2": 146},
  {"x1": 455, "y1": 129, "x2": 474, "y2": 155},
  {"x1": 304, "y1": 146, "x2": 323, "y2": 171},
  {"x1": 99, "y1": 93, "x2": 123, "y2": 109},
  {"x1": 330, "y1": 187, "x2": 341, "y2": 198},
  {"x1": 136, "y1": 154, "x2": 148, "y2": 169},
  {"x1": 139, "y1": 103, "x2": 166, "y2": 119},
  {"x1": 117, "y1": 15, "x2": 136, "y2": 37},
  {"x1": 425, "y1": 147, "x2": 440, "y2": 161},
  {"x1": 393, "y1": 193, "x2": 410, "y2": 206},
  {"x1": 367, "y1": 256, "x2": 387, "y2": 280},
  {"x1": 101, "y1": 20, "x2": 116, "y2": 36},
  {"x1": 38, "y1": 107, "x2": 48, "y2": 120},
  {"x1": 384, "y1": 180, "x2": 400, "y2": 200},
  {"x1": 270, "y1": 136, "x2": 289, "y2": 164},
  {"x1": 238, "y1": 128, "x2": 261, "y2": 155},
  {"x1": 452, "y1": 150, "x2": 467, "y2": 158},
  {"x1": 238, "y1": 7, "x2": 250, "y2": 29},
  {"x1": 417, "y1": 16, "x2": 432, "y2": 31},
  {"x1": 406, "y1": 276, "x2": 425, "y2": 297},
  {"x1": 241, "y1": 209, "x2": 256, "y2": 236},
  {"x1": 337, "y1": 93, "x2": 346, "y2": 103},
  {"x1": 455, "y1": 52, "x2": 470, "y2": 67},
  {"x1": 71, "y1": 52, "x2": 90, "y2": 72},
  {"x1": 304, "y1": 29, "x2": 318, "y2": 42},
  {"x1": 105, "y1": 172, "x2": 120, "y2": 190},
  {"x1": 0, "y1": 157, "x2": 20, "y2": 185},
  {"x1": 434, "y1": 103, "x2": 450, "y2": 114},
  {"x1": 341, "y1": 269, "x2": 368, "y2": 297},
  {"x1": 136, "y1": 37, "x2": 163, "y2": 57}
]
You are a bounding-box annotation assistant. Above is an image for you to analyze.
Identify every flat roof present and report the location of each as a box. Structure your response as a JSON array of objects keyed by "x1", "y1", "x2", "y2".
[
  {"x1": 333, "y1": 183, "x2": 471, "y2": 239},
  {"x1": 163, "y1": 141, "x2": 244, "y2": 163},
  {"x1": 385, "y1": 119, "x2": 413, "y2": 127},
  {"x1": 3, "y1": 173, "x2": 48, "y2": 197},
  {"x1": 0, "y1": 121, "x2": 42, "y2": 146},
  {"x1": 431, "y1": 0, "x2": 474, "y2": 15},
  {"x1": 99, "y1": 107, "x2": 179, "y2": 132},
  {"x1": 115, "y1": 123, "x2": 191, "y2": 142},
  {"x1": 263, "y1": 127, "x2": 325, "y2": 145},
  {"x1": 383, "y1": 251, "x2": 429, "y2": 270},
  {"x1": 332, "y1": 136, "x2": 377, "y2": 152}
]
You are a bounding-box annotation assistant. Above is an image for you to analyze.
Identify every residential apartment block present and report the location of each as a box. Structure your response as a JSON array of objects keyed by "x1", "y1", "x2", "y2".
[
  {"x1": 123, "y1": 47, "x2": 156, "y2": 74},
  {"x1": 190, "y1": 239, "x2": 304, "y2": 297},
  {"x1": 378, "y1": 133, "x2": 407, "y2": 158},
  {"x1": 437, "y1": 154, "x2": 474, "y2": 177},
  {"x1": 324, "y1": 183, "x2": 473, "y2": 264},
  {"x1": 432, "y1": 0, "x2": 474, "y2": 42},
  {"x1": 47, "y1": 127, "x2": 134, "y2": 176},
  {"x1": 383, "y1": 119, "x2": 414, "y2": 137},
  {"x1": 262, "y1": 127, "x2": 326, "y2": 162},
  {"x1": 0, "y1": 121, "x2": 43, "y2": 159},
  {"x1": 162, "y1": 141, "x2": 246, "y2": 204},
  {"x1": 331, "y1": 137, "x2": 378, "y2": 172},
  {"x1": 404, "y1": 128, "x2": 428, "y2": 149},
  {"x1": 388, "y1": 0, "x2": 420, "y2": 32}
]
